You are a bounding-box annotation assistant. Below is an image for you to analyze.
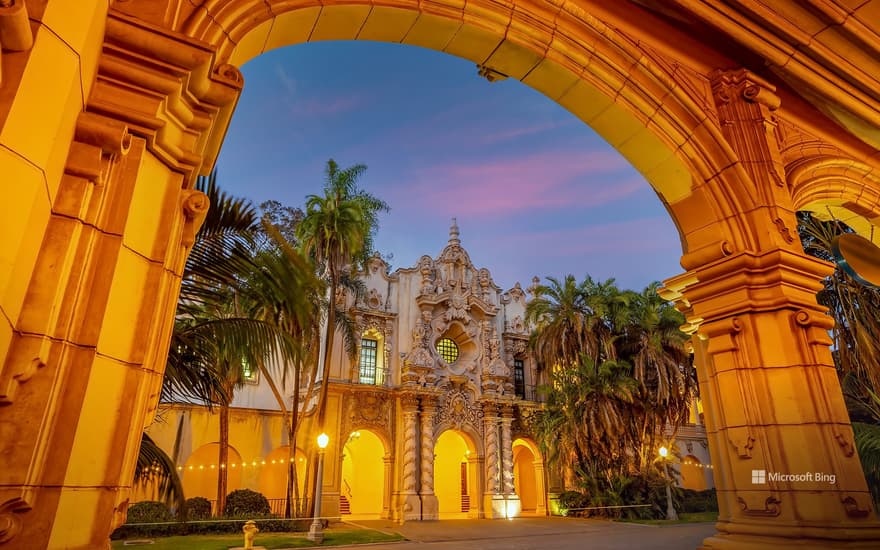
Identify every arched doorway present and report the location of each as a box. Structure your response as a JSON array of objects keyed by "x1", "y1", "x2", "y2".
[
  {"x1": 3, "y1": 3, "x2": 880, "y2": 549},
  {"x1": 512, "y1": 438, "x2": 546, "y2": 515},
  {"x1": 182, "y1": 443, "x2": 243, "y2": 511},
  {"x1": 340, "y1": 429, "x2": 386, "y2": 519},
  {"x1": 680, "y1": 455, "x2": 708, "y2": 492},
  {"x1": 434, "y1": 429, "x2": 477, "y2": 519}
]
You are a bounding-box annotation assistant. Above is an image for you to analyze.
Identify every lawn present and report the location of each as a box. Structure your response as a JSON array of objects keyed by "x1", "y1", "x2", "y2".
[
  {"x1": 617, "y1": 511, "x2": 718, "y2": 525},
  {"x1": 111, "y1": 527, "x2": 405, "y2": 549}
]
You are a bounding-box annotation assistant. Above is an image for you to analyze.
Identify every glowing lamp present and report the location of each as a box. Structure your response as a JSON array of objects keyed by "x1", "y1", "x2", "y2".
[
  {"x1": 317, "y1": 432, "x2": 330, "y2": 449},
  {"x1": 659, "y1": 446, "x2": 669, "y2": 458}
]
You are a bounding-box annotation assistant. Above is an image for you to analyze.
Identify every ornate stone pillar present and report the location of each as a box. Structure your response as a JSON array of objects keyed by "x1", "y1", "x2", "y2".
[
  {"x1": 419, "y1": 395, "x2": 439, "y2": 519},
  {"x1": 500, "y1": 406, "x2": 515, "y2": 495},
  {"x1": 398, "y1": 393, "x2": 421, "y2": 521},
  {"x1": 499, "y1": 405, "x2": 520, "y2": 517},
  {"x1": 660, "y1": 71, "x2": 880, "y2": 550},
  {"x1": 482, "y1": 402, "x2": 505, "y2": 518}
]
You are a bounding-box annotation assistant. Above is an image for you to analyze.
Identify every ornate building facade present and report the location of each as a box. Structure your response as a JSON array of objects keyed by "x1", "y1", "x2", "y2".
[{"x1": 144, "y1": 221, "x2": 713, "y2": 520}]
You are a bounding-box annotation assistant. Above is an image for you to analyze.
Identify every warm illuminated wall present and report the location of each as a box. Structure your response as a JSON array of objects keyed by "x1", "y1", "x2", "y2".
[
  {"x1": 680, "y1": 455, "x2": 709, "y2": 491},
  {"x1": 258, "y1": 446, "x2": 307, "y2": 501},
  {"x1": 182, "y1": 444, "x2": 243, "y2": 502}
]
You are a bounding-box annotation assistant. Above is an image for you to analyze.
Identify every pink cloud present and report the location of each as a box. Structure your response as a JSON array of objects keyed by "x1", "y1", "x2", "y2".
[{"x1": 397, "y1": 150, "x2": 641, "y2": 217}]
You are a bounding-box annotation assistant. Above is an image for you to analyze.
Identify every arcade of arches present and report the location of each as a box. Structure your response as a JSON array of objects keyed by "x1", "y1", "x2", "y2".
[{"x1": 3, "y1": 1, "x2": 880, "y2": 549}]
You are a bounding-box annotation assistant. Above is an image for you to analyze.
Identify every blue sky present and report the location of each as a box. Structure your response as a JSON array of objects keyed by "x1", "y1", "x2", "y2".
[{"x1": 215, "y1": 41, "x2": 683, "y2": 292}]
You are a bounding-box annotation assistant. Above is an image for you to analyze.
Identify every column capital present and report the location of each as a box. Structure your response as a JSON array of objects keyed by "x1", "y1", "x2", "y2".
[
  {"x1": 711, "y1": 68, "x2": 780, "y2": 111},
  {"x1": 419, "y1": 394, "x2": 439, "y2": 411},
  {"x1": 400, "y1": 393, "x2": 420, "y2": 413},
  {"x1": 661, "y1": 249, "x2": 834, "y2": 332},
  {"x1": 481, "y1": 401, "x2": 500, "y2": 418}
]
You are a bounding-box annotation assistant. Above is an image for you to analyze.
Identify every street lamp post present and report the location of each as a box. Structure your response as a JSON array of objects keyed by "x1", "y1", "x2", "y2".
[
  {"x1": 658, "y1": 446, "x2": 679, "y2": 521},
  {"x1": 308, "y1": 433, "x2": 330, "y2": 543}
]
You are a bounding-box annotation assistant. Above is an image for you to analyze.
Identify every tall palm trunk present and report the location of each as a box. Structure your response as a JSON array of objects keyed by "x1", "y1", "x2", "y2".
[
  {"x1": 316, "y1": 277, "x2": 337, "y2": 431},
  {"x1": 217, "y1": 401, "x2": 230, "y2": 516},
  {"x1": 309, "y1": 277, "x2": 337, "y2": 512},
  {"x1": 216, "y1": 378, "x2": 234, "y2": 516}
]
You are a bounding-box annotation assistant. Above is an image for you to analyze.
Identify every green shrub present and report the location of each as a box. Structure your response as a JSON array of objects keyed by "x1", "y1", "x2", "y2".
[
  {"x1": 125, "y1": 501, "x2": 173, "y2": 523},
  {"x1": 185, "y1": 496, "x2": 212, "y2": 520},
  {"x1": 558, "y1": 490, "x2": 590, "y2": 516},
  {"x1": 224, "y1": 489, "x2": 271, "y2": 517},
  {"x1": 681, "y1": 488, "x2": 718, "y2": 513}
]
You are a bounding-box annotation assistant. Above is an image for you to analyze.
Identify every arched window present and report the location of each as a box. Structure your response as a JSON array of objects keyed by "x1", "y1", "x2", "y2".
[{"x1": 359, "y1": 338, "x2": 379, "y2": 384}]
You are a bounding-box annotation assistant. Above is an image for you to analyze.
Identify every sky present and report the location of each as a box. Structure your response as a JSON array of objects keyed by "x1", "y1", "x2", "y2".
[{"x1": 215, "y1": 41, "x2": 683, "y2": 292}]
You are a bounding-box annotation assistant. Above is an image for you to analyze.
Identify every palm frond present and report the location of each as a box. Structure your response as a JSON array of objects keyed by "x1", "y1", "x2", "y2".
[{"x1": 135, "y1": 433, "x2": 185, "y2": 511}]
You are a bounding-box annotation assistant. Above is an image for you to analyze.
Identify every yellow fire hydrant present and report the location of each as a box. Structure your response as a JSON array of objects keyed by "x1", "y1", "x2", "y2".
[{"x1": 243, "y1": 520, "x2": 259, "y2": 550}]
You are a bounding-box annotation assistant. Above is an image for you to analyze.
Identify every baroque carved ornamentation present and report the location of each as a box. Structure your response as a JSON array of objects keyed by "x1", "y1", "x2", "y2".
[
  {"x1": 343, "y1": 390, "x2": 392, "y2": 442},
  {"x1": 511, "y1": 405, "x2": 541, "y2": 440},
  {"x1": 434, "y1": 388, "x2": 484, "y2": 436}
]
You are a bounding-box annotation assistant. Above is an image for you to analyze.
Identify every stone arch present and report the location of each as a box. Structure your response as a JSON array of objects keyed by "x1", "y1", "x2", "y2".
[
  {"x1": 512, "y1": 437, "x2": 546, "y2": 515},
  {"x1": 113, "y1": 0, "x2": 757, "y2": 256},
  {"x1": 4, "y1": 3, "x2": 880, "y2": 548},
  {"x1": 787, "y1": 154, "x2": 880, "y2": 243},
  {"x1": 433, "y1": 421, "x2": 483, "y2": 457}
]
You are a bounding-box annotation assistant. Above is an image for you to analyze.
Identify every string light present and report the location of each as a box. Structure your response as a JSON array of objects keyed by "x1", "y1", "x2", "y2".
[{"x1": 175, "y1": 453, "x2": 310, "y2": 471}]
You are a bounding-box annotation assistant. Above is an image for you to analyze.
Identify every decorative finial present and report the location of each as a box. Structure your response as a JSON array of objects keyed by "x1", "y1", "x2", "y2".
[{"x1": 449, "y1": 218, "x2": 460, "y2": 245}]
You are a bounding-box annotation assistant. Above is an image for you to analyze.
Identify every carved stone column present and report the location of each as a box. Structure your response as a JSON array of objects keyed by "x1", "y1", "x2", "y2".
[
  {"x1": 499, "y1": 404, "x2": 520, "y2": 517},
  {"x1": 661, "y1": 68, "x2": 880, "y2": 549},
  {"x1": 482, "y1": 402, "x2": 505, "y2": 518},
  {"x1": 419, "y1": 395, "x2": 439, "y2": 519},
  {"x1": 500, "y1": 405, "x2": 515, "y2": 495},
  {"x1": 398, "y1": 393, "x2": 420, "y2": 521}
]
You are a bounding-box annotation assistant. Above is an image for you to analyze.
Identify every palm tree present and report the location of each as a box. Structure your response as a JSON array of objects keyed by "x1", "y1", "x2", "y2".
[
  {"x1": 295, "y1": 159, "x2": 388, "y2": 432},
  {"x1": 141, "y1": 173, "x2": 302, "y2": 515},
  {"x1": 243, "y1": 223, "x2": 324, "y2": 517},
  {"x1": 536, "y1": 354, "x2": 638, "y2": 482},
  {"x1": 295, "y1": 159, "x2": 389, "y2": 508},
  {"x1": 529, "y1": 274, "x2": 695, "y2": 493},
  {"x1": 622, "y1": 283, "x2": 694, "y2": 470},
  {"x1": 525, "y1": 275, "x2": 605, "y2": 372}
]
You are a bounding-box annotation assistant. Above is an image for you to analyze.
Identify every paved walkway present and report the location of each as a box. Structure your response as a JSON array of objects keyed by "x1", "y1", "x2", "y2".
[{"x1": 343, "y1": 517, "x2": 716, "y2": 550}]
